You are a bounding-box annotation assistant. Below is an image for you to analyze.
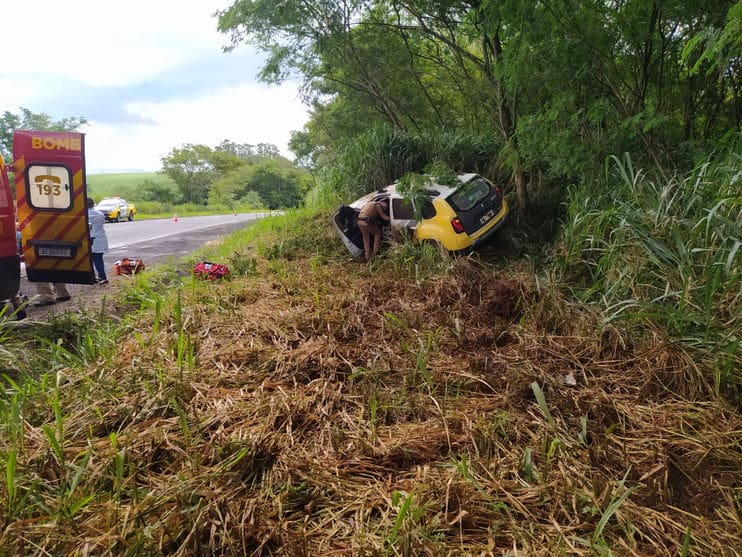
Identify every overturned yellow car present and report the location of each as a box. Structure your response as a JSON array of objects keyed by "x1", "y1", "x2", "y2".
[{"x1": 334, "y1": 173, "x2": 509, "y2": 256}]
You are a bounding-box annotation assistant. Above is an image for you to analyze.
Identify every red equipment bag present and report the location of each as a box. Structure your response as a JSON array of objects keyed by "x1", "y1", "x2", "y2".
[
  {"x1": 113, "y1": 258, "x2": 145, "y2": 275},
  {"x1": 193, "y1": 261, "x2": 230, "y2": 280}
]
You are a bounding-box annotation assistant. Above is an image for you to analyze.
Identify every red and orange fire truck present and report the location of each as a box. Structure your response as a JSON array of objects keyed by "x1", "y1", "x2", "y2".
[{"x1": 0, "y1": 130, "x2": 95, "y2": 302}]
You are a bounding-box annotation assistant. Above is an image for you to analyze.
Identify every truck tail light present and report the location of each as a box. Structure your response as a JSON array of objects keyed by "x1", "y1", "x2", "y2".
[{"x1": 451, "y1": 217, "x2": 465, "y2": 234}]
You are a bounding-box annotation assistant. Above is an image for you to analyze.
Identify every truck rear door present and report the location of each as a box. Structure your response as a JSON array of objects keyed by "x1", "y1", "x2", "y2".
[
  {"x1": 0, "y1": 154, "x2": 20, "y2": 300},
  {"x1": 13, "y1": 130, "x2": 95, "y2": 285}
]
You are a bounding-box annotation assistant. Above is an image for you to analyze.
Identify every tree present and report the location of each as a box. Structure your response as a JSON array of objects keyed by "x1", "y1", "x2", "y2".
[
  {"x1": 238, "y1": 190, "x2": 266, "y2": 209},
  {"x1": 217, "y1": 0, "x2": 740, "y2": 212},
  {"x1": 213, "y1": 160, "x2": 305, "y2": 209},
  {"x1": 217, "y1": 0, "x2": 529, "y2": 206},
  {"x1": 140, "y1": 180, "x2": 178, "y2": 204},
  {"x1": 209, "y1": 149, "x2": 246, "y2": 177},
  {"x1": 256, "y1": 143, "x2": 281, "y2": 158},
  {"x1": 160, "y1": 144, "x2": 216, "y2": 204},
  {"x1": 289, "y1": 130, "x2": 317, "y2": 168},
  {"x1": 246, "y1": 161, "x2": 304, "y2": 208},
  {"x1": 208, "y1": 174, "x2": 240, "y2": 206},
  {"x1": 0, "y1": 108, "x2": 87, "y2": 161},
  {"x1": 215, "y1": 139, "x2": 256, "y2": 160}
]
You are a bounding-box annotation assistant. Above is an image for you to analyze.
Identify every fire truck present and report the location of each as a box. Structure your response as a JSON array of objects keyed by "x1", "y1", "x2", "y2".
[{"x1": 0, "y1": 130, "x2": 96, "y2": 303}]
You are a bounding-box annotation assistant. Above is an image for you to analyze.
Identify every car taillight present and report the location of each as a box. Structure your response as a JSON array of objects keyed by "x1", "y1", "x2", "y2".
[
  {"x1": 495, "y1": 186, "x2": 502, "y2": 197},
  {"x1": 451, "y1": 217, "x2": 465, "y2": 234}
]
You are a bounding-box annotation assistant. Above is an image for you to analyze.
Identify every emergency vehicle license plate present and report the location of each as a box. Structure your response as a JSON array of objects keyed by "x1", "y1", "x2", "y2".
[{"x1": 38, "y1": 246, "x2": 72, "y2": 258}]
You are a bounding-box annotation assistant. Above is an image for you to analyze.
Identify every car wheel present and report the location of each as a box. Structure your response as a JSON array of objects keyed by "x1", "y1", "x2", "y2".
[
  {"x1": 128, "y1": 211, "x2": 134, "y2": 221},
  {"x1": 116, "y1": 213, "x2": 121, "y2": 223}
]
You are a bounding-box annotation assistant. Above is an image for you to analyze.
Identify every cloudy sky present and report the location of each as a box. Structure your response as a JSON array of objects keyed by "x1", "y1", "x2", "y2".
[{"x1": 0, "y1": 0, "x2": 309, "y2": 174}]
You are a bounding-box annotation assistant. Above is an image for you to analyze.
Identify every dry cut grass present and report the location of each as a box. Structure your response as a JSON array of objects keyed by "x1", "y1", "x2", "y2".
[{"x1": 0, "y1": 251, "x2": 739, "y2": 556}]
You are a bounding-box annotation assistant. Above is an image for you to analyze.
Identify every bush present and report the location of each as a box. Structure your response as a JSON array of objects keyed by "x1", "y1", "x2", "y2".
[
  {"x1": 324, "y1": 126, "x2": 507, "y2": 201},
  {"x1": 556, "y1": 147, "x2": 741, "y2": 400}
]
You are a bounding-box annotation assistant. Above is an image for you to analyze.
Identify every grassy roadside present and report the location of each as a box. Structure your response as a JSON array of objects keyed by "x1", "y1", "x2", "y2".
[{"x1": 0, "y1": 207, "x2": 739, "y2": 555}]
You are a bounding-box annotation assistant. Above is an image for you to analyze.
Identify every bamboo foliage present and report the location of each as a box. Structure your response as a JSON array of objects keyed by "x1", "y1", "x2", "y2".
[{"x1": 559, "y1": 149, "x2": 741, "y2": 398}]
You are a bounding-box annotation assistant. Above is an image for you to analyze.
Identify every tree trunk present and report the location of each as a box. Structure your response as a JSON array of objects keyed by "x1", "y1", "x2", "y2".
[{"x1": 486, "y1": 30, "x2": 529, "y2": 211}]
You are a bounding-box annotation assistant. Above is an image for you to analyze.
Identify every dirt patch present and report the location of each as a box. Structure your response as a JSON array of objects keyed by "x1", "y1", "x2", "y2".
[{"x1": 16, "y1": 276, "x2": 129, "y2": 320}]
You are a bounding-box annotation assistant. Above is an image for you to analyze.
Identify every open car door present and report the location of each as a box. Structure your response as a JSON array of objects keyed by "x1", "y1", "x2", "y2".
[{"x1": 13, "y1": 131, "x2": 95, "y2": 284}]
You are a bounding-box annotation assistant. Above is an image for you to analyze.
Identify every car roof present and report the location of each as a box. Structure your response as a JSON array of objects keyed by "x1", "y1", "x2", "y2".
[{"x1": 349, "y1": 173, "x2": 480, "y2": 208}]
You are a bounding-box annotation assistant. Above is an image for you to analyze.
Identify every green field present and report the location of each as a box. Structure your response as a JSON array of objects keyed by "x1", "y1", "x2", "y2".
[{"x1": 86, "y1": 172, "x2": 175, "y2": 198}]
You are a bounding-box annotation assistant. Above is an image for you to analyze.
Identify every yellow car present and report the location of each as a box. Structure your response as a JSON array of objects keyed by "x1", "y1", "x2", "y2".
[
  {"x1": 334, "y1": 173, "x2": 509, "y2": 256},
  {"x1": 95, "y1": 197, "x2": 136, "y2": 222}
]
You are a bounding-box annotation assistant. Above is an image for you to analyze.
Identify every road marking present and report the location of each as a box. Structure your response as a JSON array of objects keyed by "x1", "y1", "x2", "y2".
[{"x1": 107, "y1": 214, "x2": 267, "y2": 249}]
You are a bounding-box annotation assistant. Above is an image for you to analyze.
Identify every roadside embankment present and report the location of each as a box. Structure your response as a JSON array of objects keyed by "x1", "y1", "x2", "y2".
[{"x1": 0, "y1": 208, "x2": 738, "y2": 555}]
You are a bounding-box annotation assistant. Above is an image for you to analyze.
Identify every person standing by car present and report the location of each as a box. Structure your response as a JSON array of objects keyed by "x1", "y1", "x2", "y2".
[
  {"x1": 357, "y1": 198, "x2": 390, "y2": 262},
  {"x1": 87, "y1": 197, "x2": 109, "y2": 285}
]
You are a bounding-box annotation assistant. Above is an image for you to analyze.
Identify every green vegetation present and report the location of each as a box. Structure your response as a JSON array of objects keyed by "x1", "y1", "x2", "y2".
[
  {"x1": 84, "y1": 172, "x2": 254, "y2": 219},
  {"x1": 219, "y1": 0, "x2": 738, "y2": 214},
  {"x1": 1, "y1": 111, "x2": 311, "y2": 213},
  {"x1": 558, "y1": 148, "x2": 741, "y2": 399},
  {"x1": 0, "y1": 1, "x2": 739, "y2": 553},
  {"x1": 160, "y1": 141, "x2": 312, "y2": 208},
  {"x1": 86, "y1": 172, "x2": 176, "y2": 199},
  {"x1": 0, "y1": 199, "x2": 738, "y2": 554},
  {"x1": 85, "y1": 142, "x2": 313, "y2": 215}
]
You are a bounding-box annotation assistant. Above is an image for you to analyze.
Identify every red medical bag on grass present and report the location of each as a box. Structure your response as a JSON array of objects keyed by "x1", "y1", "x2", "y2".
[
  {"x1": 113, "y1": 258, "x2": 145, "y2": 275},
  {"x1": 193, "y1": 261, "x2": 230, "y2": 280}
]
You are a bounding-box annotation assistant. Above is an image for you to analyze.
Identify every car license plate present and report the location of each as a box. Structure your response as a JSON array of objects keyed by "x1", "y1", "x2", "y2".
[
  {"x1": 38, "y1": 246, "x2": 72, "y2": 258},
  {"x1": 479, "y1": 209, "x2": 495, "y2": 224}
]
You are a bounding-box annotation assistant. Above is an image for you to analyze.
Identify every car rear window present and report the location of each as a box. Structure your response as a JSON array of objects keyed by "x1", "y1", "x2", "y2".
[{"x1": 448, "y1": 178, "x2": 491, "y2": 211}]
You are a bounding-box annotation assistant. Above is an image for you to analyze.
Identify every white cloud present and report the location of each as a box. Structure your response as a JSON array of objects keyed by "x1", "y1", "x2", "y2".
[
  {"x1": 86, "y1": 84, "x2": 309, "y2": 173},
  {"x1": 6, "y1": 1, "x2": 231, "y2": 86},
  {"x1": 1, "y1": 0, "x2": 310, "y2": 173}
]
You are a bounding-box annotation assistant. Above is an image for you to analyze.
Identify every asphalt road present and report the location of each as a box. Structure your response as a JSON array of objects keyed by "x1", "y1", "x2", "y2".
[
  {"x1": 103, "y1": 213, "x2": 272, "y2": 266},
  {"x1": 15, "y1": 213, "x2": 270, "y2": 314}
]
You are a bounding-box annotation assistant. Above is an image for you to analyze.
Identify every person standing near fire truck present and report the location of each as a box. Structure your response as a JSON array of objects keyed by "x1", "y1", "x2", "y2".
[
  {"x1": 34, "y1": 282, "x2": 71, "y2": 306},
  {"x1": 86, "y1": 197, "x2": 109, "y2": 284},
  {"x1": 2, "y1": 221, "x2": 27, "y2": 319}
]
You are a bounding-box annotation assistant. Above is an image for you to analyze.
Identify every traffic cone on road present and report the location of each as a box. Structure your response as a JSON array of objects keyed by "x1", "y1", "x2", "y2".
[{"x1": 173, "y1": 214, "x2": 179, "y2": 223}]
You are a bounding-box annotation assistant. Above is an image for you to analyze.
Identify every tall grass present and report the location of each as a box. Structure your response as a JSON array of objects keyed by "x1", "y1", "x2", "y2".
[
  {"x1": 326, "y1": 125, "x2": 426, "y2": 198},
  {"x1": 558, "y1": 147, "x2": 741, "y2": 399},
  {"x1": 0, "y1": 205, "x2": 738, "y2": 554},
  {"x1": 324, "y1": 125, "x2": 504, "y2": 200},
  {"x1": 196, "y1": 206, "x2": 340, "y2": 265}
]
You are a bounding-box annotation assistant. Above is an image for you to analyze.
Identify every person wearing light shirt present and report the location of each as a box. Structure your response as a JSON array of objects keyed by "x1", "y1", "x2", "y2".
[{"x1": 87, "y1": 197, "x2": 110, "y2": 285}]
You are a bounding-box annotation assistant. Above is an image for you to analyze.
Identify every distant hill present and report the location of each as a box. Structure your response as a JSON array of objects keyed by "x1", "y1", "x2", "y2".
[{"x1": 86, "y1": 172, "x2": 176, "y2": 198}]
